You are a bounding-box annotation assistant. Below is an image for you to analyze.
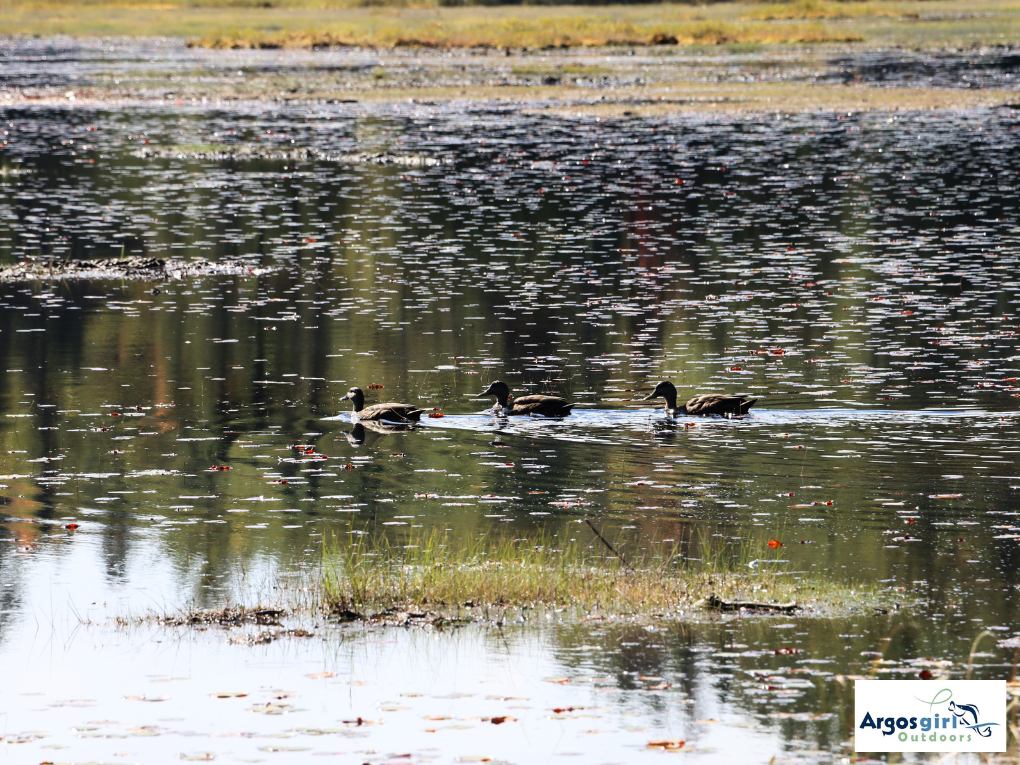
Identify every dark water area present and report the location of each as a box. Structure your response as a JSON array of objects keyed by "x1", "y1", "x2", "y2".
[
  {"x1": 824, "y1": 48, "x2": 1020, "y2": 90},
  {"x1": 2, "y1": 66, "x2": 1020, "y2": 761}
]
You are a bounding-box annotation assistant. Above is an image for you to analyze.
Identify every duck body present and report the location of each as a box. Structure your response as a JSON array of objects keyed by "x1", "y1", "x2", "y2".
[
  {"x1": 682, "y1": 393, "x2": 757, "y2": 417},
  {"x1": 644, "y1": 381, "x2": 756, "y2": 417},
  {"x1": 342, "y1": 387, "x2": 426, "y2": 423},
  {"x1": 481, "y1": 381, "x2": 574, "y2": 417}
]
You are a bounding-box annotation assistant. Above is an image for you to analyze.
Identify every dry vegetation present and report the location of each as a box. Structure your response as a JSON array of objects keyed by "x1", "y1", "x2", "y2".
[
  {"x1": 0, "y1": 0, "x2": 1017, "y2": 49},
  {"x1": 532, "y1": 81, "x2": 1020, "y2": 116},
  {"x1": 742, "y1": 0, "x2": 900, "y2": 20},
  {"x1": 192, "y1": 19, "x2": 861, "y2": 49}
]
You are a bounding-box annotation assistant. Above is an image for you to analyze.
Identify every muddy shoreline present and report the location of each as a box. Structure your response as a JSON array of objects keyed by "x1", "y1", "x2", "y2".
[{"x1": 1, "y1": 37, "x2": 1017, "y2": 115}]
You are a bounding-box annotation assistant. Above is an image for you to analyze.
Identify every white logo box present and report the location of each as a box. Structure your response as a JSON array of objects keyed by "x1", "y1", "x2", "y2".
[{"x1": 855, "y1": 680, "x2": 1006, "y2": 753}]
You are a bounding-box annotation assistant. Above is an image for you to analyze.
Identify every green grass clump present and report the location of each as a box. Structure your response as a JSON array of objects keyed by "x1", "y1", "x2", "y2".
[{"x1": 322, "y1": 527, "x2": 868, "y2": 619}]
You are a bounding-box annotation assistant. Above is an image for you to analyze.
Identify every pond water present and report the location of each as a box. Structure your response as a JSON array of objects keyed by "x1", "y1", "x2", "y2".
[{"x1": 2, "y1": 43, "x2": 1020, "y2": 762}]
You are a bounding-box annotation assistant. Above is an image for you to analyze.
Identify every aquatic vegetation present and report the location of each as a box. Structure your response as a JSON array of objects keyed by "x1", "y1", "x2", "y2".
[
  {"x1": 743, "y1": 0, "x2": 899, "y2": 21},
  {"x1": 321, "y1": 528, "x2": 876, "y2": 618},
  {"x1": 189, "y1": 18, "x2": 862, "y2": 49},
  {"x1": 0, "y1": 0, "x2": 1016, "y2": 52}
]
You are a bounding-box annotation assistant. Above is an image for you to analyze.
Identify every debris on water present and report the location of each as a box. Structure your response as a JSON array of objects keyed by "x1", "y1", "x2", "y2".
[
  {"x1": 702, "y1": 594, "x2": 799, "y2": 613},
  {"x1": 0, "y1": 256, "x2": 273, "y2": 282},
  {"x1": 135, "y1": 146, "x2": 443, "y2": 165},
  {"x1": 229, "y1": 628, "x2": 314, "y2": 645},
  {"x1": 330, "y1": 608, "x2": 365, "y2": 622},
  {"x1": 160, "y1": 607, "x2": 287, "y2": 627},
  {"x1": 647, "y1": 740, "x2": 686, "y2": 750}
]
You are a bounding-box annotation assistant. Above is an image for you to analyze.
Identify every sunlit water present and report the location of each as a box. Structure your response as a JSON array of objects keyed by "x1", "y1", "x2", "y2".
[{"x1": 2, "y1": 41, "x2": 1020, "y2": 763}]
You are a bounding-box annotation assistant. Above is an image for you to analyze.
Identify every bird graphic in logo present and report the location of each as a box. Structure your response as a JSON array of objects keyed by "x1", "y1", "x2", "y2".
[{"x1": 950, "y1": 700, "x2": 999, "y2": 737}]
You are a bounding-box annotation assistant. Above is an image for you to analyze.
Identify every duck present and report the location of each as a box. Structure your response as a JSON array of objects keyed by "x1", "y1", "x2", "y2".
[
  {"x1": 341, "y1": 387, "x2": 426, "y2": 422},
  {"x1": 643, "y1": 380, "x2": 756, "y2": 417},
  {"x1": 480, "y1": 380, "x2": 574, "y2": 417}
]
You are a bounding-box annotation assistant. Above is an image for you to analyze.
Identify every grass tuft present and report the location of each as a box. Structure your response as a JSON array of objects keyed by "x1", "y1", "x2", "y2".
[{"x1": 322, "y1": 527, "x2": 877, "y2": 620}]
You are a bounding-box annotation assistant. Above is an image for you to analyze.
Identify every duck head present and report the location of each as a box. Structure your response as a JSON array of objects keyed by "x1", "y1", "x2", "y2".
[
  {"x1": 643, "y1": 380, "x2": 679, "y2": 410},
  {"x1": 342, "y1": 387, "x2": 365, "y2": 412},
  {"x1": 480, "y1": 380, "x2": 511, "y2": 407}
]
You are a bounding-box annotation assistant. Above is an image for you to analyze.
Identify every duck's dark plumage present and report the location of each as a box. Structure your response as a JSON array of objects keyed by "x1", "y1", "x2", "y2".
[
  {"x1": 481, "y1": 380, "x2": 574, "y2": 417},
  {"x1": 683, "y1": 393, "x2": 757, "y2": 416},
  {"x1": 644, "y1": 381, "x2": 756, "y2": 417},
  {"x1": 342, "y1": 387, "x2": 426, "y2": 422}
]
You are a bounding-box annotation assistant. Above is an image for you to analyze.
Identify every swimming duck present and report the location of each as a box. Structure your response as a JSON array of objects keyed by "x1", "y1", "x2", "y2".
[
  {"x1": 341, "y1": 387, "x2": 426, "y2": 422},
  {"x1": 480, "y1": 381, "x2": 574, "y2": 417},
  {"x1": 644, "y1": 381, "x2": 757, "y2": 417}
]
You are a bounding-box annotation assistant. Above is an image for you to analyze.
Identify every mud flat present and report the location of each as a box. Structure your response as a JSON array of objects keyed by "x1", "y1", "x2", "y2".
[{"x1": 1, "y1": 32, "x2": 1018, "y2": 115}]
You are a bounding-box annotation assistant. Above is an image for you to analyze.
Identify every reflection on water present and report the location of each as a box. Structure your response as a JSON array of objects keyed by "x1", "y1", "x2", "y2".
[
  {"x1": 2, "y1": 59, "x2": 1020, "y2": 760},
  {"x1": 5, "y1": 607, "x2": 1007, "y2": 764}
]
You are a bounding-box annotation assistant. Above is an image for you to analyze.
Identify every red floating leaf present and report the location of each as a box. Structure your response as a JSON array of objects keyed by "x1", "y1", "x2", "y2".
[{"x1": 647, "y1": 740, "x2": 685, "y2": 750}]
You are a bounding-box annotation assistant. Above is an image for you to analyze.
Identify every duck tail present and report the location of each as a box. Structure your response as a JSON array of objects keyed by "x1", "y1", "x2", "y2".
[
  {"x1": 740, "y1": 398, "x2": 758, "y2": 414},
  {"x1": 407, "y1": 409, "x2": 428, "y2": 421}
]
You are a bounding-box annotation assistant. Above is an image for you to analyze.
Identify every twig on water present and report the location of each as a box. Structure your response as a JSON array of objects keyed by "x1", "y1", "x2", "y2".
[{"x1": 585, "y1": 518, "x2": 635, "y2": 573}]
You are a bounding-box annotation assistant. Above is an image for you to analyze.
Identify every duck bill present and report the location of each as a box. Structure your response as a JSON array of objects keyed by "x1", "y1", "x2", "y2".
[
  {"x1": 642, "y1": 392, "x2": 659, "y2": 401},
  {"x1": 480, "y1": 385, "x2": 496, "y2": 397}
]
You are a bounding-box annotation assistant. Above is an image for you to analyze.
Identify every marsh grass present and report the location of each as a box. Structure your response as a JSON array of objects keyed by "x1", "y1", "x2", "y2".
[
  {"x1": 190, "y1": 19, "x2": 861, "y2": 49},
  {"x1": 1, "y1": 0, "x2": 1016, "y2": 50},
  {"x1": 322, "y1": 527, "x2": 876, "y2": 619},
  {"x1": 742, "y1": 0, "x2": 897, "y2": 21}
]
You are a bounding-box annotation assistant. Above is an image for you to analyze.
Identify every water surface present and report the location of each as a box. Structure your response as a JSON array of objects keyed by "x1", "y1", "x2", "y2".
[{"x1": 2, "y1": 50, "x2": 1020, "y2": 761}]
